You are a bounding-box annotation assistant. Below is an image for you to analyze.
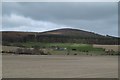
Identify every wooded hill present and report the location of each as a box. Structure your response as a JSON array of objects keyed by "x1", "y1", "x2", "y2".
[{"x1": 2, "y1": 28, "x2": 119, "y2": 45}]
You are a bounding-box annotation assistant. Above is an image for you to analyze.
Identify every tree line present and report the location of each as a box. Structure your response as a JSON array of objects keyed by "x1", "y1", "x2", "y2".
[{"x1": 2, "y1": 34, "x2": 120, "y2": 45}]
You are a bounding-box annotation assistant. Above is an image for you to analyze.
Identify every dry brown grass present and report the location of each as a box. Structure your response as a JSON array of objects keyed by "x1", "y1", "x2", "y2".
[{"x1": 2, "y1": 46, "x2": 19, "y2": 52}]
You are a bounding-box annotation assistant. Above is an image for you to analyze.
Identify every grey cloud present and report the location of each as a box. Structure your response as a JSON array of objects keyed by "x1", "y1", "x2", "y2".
[
  {"x1": 2, "y1": 14, "x2": 68, "y2": 32},
  {"x1": 2, "y1": 2, "x2": 118, "y2": 20},
  {"x1": 2, "y1": 2, "x2": 118, "y2": 36}
]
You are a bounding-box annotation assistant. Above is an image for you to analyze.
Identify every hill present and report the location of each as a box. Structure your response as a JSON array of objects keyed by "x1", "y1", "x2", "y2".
[
  {"x1": 40, "y1": 28, "x2": 105, "y2": 38},
  {"x1": 2, "y1": 28, "x2": 119, "y2": 45}
]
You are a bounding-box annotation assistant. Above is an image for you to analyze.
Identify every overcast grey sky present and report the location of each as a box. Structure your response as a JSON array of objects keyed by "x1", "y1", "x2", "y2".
[{"x1": 2, "y1": 2, "x2": 118, "y2": 37}]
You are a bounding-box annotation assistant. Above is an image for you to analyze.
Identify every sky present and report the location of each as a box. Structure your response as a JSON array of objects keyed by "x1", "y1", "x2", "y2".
[{"x1": 2, "y1": 2, "x2": 118, "y2": 37}]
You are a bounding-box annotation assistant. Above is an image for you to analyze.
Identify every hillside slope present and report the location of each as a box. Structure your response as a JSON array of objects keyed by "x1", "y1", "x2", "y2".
[
  {"x1": 2, "y1": 28, "x2": 119, "y2": 45},
  {"x1": 40, "y1": 28, "x2": 104, "y2": 38}
]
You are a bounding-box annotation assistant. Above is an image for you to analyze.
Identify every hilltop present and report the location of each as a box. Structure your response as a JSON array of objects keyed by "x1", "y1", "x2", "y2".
[{"x1": 40, "y1": 28, "x2": 104, "y2": 38}]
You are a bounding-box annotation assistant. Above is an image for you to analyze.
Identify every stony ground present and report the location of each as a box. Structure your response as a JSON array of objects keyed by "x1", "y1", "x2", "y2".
[{"x1": 2, "y1": 55, "x2": 118, "y2": 78}]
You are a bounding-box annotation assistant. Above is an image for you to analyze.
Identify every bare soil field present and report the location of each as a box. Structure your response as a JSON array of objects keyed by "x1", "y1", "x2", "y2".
[
  {"x1": 93, "y1": 45, "x2": 120, "y2": 51},
  {"x1": 2, "y1": 55, "x2": 118, "y2": 78}
]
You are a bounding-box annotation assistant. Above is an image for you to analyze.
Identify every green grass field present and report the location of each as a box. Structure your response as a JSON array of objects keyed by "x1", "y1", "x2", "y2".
[
  {"x1": 3, "y1": 42, "x2": 119, "y2": 55},
  {"x1": 10, "y1": 42, "x2": 105, "y2": 52}
]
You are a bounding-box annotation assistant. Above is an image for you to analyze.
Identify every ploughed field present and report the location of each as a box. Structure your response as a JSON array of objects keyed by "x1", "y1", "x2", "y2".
[{"x1": 2, "y1": 55, "x2": 118, "y2": 78}]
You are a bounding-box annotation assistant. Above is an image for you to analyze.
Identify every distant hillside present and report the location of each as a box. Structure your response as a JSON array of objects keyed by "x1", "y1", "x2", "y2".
[
  {"x1": 2, "y1": 31, "x2": 36, "y2": 43},
  {"x1": 2, "y1": 28, "x2": 119, "y2": 45},
  {"x1": 41, "y1": 28, "x2": 105, "y2": 38}
]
